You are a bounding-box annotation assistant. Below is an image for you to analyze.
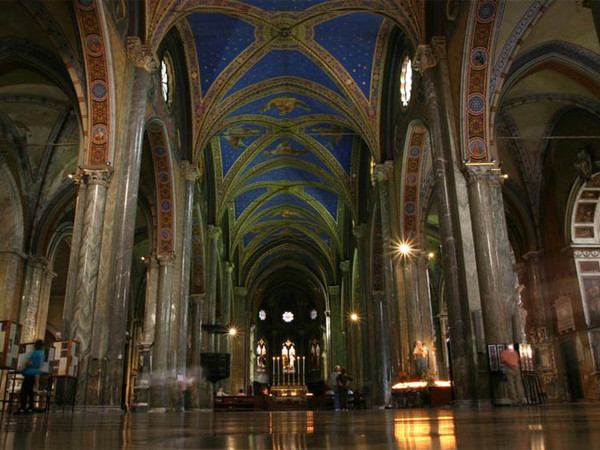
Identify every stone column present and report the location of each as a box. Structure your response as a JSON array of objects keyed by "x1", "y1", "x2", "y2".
[
  {"x1": 20, "y1": 257, "x2": 49, "y2": 342},
  {"x1": 522, "y1": 251, "x2": 548, "y2": 330},
  {"x1": 0, "y1": 250, "x2": 26, "y2": 321},
  {"x1": 172, "y1": 161, "x2": 199, "y2": 410},
  {"x1": 189, "y1": 293, "x2": 205, "y2": 409},
  {"x1": 35, "y1": 265, "x2": 57, "y2": 340},
  {"x1": 206, "y1": 226, "x2": 221, "y2": 351},
  {"x1": 103, "y1": 39, "x2": 158, "y2": 407},
  {"x1": 221, "y1": 262, "x2": 234, "y2": 348},
  {"x1": 371, "y1": 290, "x2": 392, "y2": 407},
  {"x1": 463, "y1": 165, "x2": 511, "y2": 345},
  {"x1": 241, "y1": 306, "x2": 251, "y2": 393},
  {"x1": 150, "y1": 254, "x2": 175, "y2": 411},
  {"x1": 340, "y1": 261, "x2": 351, "y2": 373},
  {"x1": 414, "y1": 42, "x2": 478, "y2": 402},
  {"x1": 72, "y1": 167, "x2": 112, "y2": 405},
  {"x1": 352, "y1": 224, "x2": 374, "y2": 405},
  {"x1": 373, "y1": 163, "x2": 404, "y2": 378},
  {"x1": 328, "y1": 286, "x2": 343, "y2": 370},
  {"x1": 62, "y1": 178, "x2": 86, "y2": 338}
]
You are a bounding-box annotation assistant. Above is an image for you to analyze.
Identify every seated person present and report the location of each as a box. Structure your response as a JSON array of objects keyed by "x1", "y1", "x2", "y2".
[
  {"x1": 236, "y1": 389, "x2": 247, "y2": 397},
  {"x1": 216, "y1": 387, "x2": 228, "y2": 397}
]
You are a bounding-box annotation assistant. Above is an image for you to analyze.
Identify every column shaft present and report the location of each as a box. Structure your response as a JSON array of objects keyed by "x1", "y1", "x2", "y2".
[
  {"x1": 189, "y1": 293, "x2": 205, "y2": 408},
  {"x1": 72, "y1": 168, "x2": 112, "y2": 405},
  {"x1": 151, "y1": 254, "x2": 175, "y2": 410},
  {"x1": 104, "y1": 59, "x2": 155, "y2": 407},
  {"x1": 20, "y1": 257, "x2": 48, "y2": 342},
  {"x1": 0, "y1": 250, "x2": 26, "y2": 321},
  {"x1": 206, "y1": 226, "x2": 221, "y2": 351}
]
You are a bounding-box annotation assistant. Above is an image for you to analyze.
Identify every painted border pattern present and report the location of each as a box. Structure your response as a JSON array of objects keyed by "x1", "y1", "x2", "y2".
[
  {"x1": 75, "y1": 0, "x2": 111, "y2": 165},
  {"x1": 463, "y1": 0, "x2": 498, "y2": 162},
  {"x1": 402, "y1": 124, "x2": 427, "y2": 242},
  {"x1": 147, "y1": 122, "x2": 176, "y2": 254}
]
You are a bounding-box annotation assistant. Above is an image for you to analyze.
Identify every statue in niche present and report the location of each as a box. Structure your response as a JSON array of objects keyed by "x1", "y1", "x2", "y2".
[
  {"x1": 281, "y1": 339, "x2": 296, "y2": 373},
  {"x1": 574, "y1": 146, "x2": 600, "y2": 183},
  {"x1": 256, "y1": 339, "x2": 267, "y2": 373},
  {"x1": 310, "y1": 338, "x2": 321, "y2": 370}
]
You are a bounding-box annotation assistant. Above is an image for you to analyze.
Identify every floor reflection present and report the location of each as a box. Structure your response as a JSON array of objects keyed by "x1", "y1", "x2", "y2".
[{"x1": 0, "y1": 405, "x2": 598, "y2": 449}]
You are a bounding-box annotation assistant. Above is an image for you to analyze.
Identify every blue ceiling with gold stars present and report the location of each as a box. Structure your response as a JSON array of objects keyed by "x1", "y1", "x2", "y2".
[{"x1": 184, "y1": 1, "x2": 393, "y2": 276}]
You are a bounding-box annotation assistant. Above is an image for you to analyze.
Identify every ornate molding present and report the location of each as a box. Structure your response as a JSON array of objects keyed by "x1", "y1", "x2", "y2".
[
  {"x1": 373, "y1": 163, "x2": 391, "y2": 183},
  {"x1": 127, "y1": 37, "x2": 159, "y2": 73},
  {"x1": 413, "y1": 44, "x2": 438, "y2": 73},
  {"x1": 224, "y1": 261, "x2": 235, "y2": 273},
  {"x1": 208, "y1": 225, "x2": 222, "y2": 241},
  {"x1": 189, "y1": 293, "x2": 206, "y2": 304},
  {"x1": 573, "y1": 249, "x2": 600, "y2": 259},
  {"x1": 234, "y1": 286, "x2": 248, "y2": 297},
  {"x1": 157, "y1": 253, "x2": 176, "y2": 266},
  {"x1": 462, "y1": 163, "x2": 503, "y2": 186}
]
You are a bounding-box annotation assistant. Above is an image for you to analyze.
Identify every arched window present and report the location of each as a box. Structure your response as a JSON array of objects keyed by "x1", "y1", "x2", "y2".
[
  {"x1": 160, "y1": 52, "x2": 174, "y2": 107},
  {"x1": 400, "y1": 55, "x2": 413, "y2": 107}
]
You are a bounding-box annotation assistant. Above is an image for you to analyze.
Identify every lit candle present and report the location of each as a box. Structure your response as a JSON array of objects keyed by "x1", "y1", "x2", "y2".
[{"x1": 302, "y1": 357, "x2": 305, "y2": 385}]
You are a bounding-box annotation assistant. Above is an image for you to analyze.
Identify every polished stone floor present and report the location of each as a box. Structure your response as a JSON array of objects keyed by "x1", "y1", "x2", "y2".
[{"x1": 1, "y1": 405, "x2": 599, "y2": 449}]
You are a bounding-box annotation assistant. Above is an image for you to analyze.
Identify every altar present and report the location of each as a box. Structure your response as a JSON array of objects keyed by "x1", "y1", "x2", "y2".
[{"x1": 268, "y1": 353, "x2": 310, "y2": 409}]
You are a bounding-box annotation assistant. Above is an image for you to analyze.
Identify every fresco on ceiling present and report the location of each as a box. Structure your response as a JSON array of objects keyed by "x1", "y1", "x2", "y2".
[
  {"x1": 187, "y1": 13, "x2": 255, "y2": 95},
  {"x1": 217, "y1": 124, "x2": 266, "y2": 175},
  {"x1": 238, "y1": 0, "x2": 330, "y2": 10},
  {"x1": 257, "y1": 248, "x2": 319, "y2": 273},
  {"x1": 234, "y1": 186, "x2": 269, "y2": 218},
  {"x1": 252, "y1": 193, "x2": 325, "y2": 220},
  {"x1": 314, "y1": 13, "x2": 384, "y2": 98},
  {"x1": 229, "y1": 92, "x2": 343, "y2": 119},
  {"x1": 238, "y1": 138, "x2": 332, "y2": 176},
  {"x1": 306, "y1": 123, "x2": 353, "y2": 173},
  {"x1": 224, "y1": 50, "x2": 345, "y2": 99},
  {"x1": 253, "y1": 227, "x2": 319, "y2": 250},
  {"x1": 256, "y1": 209, "x2": 319, "y2": 224},
  {"x1": 243, "y1": 165, "x2": 324, "y2": 184}
]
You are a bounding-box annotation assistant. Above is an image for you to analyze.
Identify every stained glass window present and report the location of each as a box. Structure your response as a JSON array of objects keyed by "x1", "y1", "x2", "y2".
[
  {"x1": 400, "y1": 56, "x2": 412, "y2": 107},
  {"x1": 259, "y1": 309, "x2": 267, "y2": 321},
  {"x1": 282, "y1": 311, "x2": 294, "y2": 323},
  {"x1": 160, "y1": 52, "x2": 174, "y2": 107}
]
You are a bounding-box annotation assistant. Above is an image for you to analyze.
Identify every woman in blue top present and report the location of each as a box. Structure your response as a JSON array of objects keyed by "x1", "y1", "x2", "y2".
[{"x1": 19, "y1": 339, "x2": 45, "y2": 414}]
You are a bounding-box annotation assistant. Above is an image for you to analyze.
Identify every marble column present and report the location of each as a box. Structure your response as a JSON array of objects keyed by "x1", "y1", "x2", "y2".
[
  {"x1": 371, "y1": 290, "x2": 392, "y2": 407},
  {"x1": 522, "y1": 251, "x2": 549, "y2": 330},
  {"x1": 340, "y1": 261, "x2": 351, "y2": 373},
  {"x1": 62, "y1": 178, "x2": 86, "y2": 338},
  {"x1": 206, "y1": 226, "x2": 221, "y2": 351},
  {"x1": 103, "y1": 39, "x2": 158, "y2": 407},
  {"x1": 72, "y1": 167, "x2": 112, "y2": 405},
  {"x1": 328, "y1": 286, "x2": 343, "y2": 370},
  {"x1": 172, "y1": 161, "x2": 199, "y2": 410},
  {"x1": 189, "y1": 293, "x2": 205, "y2": 409},
  {"x1": 132, "y1": 255, "x2": 159, "y2": 412},
  {"x1": 0, "y1": 250, "x2": 26, "y2": 321},
  {"x1": 221, "y1": 262, "x2": 234, "y2": 348},
  {"x1": 352, "y1": 224, "x2": 375, "y2": 406},
  {"x1": 34, "y1": 264, "x2": 56, "y2": 340},
  {"x1": 151, "y1": 254, "x2": 175, "y2": 411},
  {"x1": 20, "y1": 257, "x2": 49, "y2": 342},
  {"x1": 463, "y1": 165, "x2": 511, "y2": 345},
  {"x1": 373, "y1": 164, "x2": 404, "y2": 378},
  {"x1": 414, "y1": 42, "x2": 478, "y2": 402}
]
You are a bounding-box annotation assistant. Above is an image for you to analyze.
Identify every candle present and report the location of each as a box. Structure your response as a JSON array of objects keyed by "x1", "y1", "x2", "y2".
[{"x1": 302, "y1": 357, "x2": 305, "y2": 385}]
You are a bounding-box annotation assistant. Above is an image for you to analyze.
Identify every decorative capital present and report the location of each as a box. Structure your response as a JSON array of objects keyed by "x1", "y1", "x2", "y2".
[
  {"x1": 328, "y1": 285, "x2": 340, "y2": 296},
  {"x1": 208, "y1": 225, "x2": 222, "y2": 241},
  {"x1": 180, "y1": 160, "x2": 200, "y2": 182},
  {"x1": 522, "y1": 250, "x2": 543, "y2": 263},
  {"x1": 234, "y1": 286, "x2": 248, "y2": 297},
  {"x1": 224, "y1": 261, "x2": 235, "y2": 273},
  {"x1": 157, "y1": 253, "x2": 176, "y2": 266},
  {"x1": 127, "y1": 37, "x2": 159, "y2": 73},
  {"x1": 340, "y1": 260, "x2": 351, "y2": 273},
  {"x1": 373, "y1": 163, "x2": 390, "y2": 182},
  {"x1": 189, "y1": 293, "x2": 206, "y2": 304},
  {"x1": 430, "y1": 36, "x2": 447, "y2": 60},
  {"x1": 353, "y1": 223, "x2": 368, "y2": 239},
  {"x1": 462, "y1": 163, "x2": 503, "y2": 186},
  {"x1": 413, "y1": 44, "x2": 438, "y2": 73},
  {"x1": 82, "y1": 166, "x2": 113, "y2": 187}
]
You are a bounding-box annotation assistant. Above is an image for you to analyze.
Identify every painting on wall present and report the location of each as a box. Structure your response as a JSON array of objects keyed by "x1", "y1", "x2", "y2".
[{"x1": 582, "y1": 277, "x2": 600, "y2": 328}]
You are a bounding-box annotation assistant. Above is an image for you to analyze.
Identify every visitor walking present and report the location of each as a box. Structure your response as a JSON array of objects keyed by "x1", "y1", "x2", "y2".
[
  {"x1": 19, "y1": 339, "x2": 45, "y2": 414},
  {"x1": 336, "y1": 368, "x2": 353, "y2": 410},
  {"x1": 329, "y1": 365, "x2": 341, "y2": 410}
]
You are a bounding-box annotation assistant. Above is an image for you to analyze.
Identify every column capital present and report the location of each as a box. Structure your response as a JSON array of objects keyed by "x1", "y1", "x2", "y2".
[
  {"x1": 127, "y1": 37, "x2": 159, "y2": 72},
  {"x1": 340, "y1": 260, "x2": 351, "y2": 273},
  {"x1": 157, "y1": 253, "x2": 176, "y2": 266},
  {"x1": 180, "y1": 160, "x2": 200, "y2": 182},
  {"x1": 189, "y1": 293, "x2": 206, "y2": 304},
  {"x1": 234, "y1": 286, "x2": 248, "y2": 297},
  {"x1": 29, "y1": 255, "x2": 50, "y2": 270},
  {"x1": 224, "y1": 261, "x2": 235, "y2": 273},
  {"x1": 414, "y1": 44, "x2": 438, "y2": 73},
  {"x1": 523, "y1": 250, "x2": 544, "y2": 263},
  {"x1": 462, "y1": 163, "x2": 503, "y2": 186},
  {"x1": 352, "y1": 223, "x2": 368, "y2": 239},
  {"x1": 430, "y1": 36, "x2": 447, "y2": 60},
  {"x1": 372, "y1": 163, "x2": 391, "y2": 182},
  {"x1": 81, "y1": 166, "x2": 113, "y2": 187},
  {"x1": 328, "y1": 285, "x2": 340, "y2": 296},
  {"x1": 208, "y1": 225, "x2": 222, "y2": 241}
]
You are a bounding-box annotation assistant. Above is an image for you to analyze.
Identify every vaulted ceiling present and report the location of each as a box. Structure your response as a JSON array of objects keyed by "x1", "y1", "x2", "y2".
[{"x1": 155, "y1": 1, "x2": 414, "y2": 284}]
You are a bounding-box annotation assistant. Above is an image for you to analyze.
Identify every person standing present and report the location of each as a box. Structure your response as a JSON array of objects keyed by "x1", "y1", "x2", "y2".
[
  {"x1": 19, "y1": 339, "x2": 45, "y2": 414},
  {"x1": 329, "y1": 365, "x2": 341, "y2": 410},
  {"x1": 336, "y1": 368, "x2": 353, "y2": 410},
  {"x1": 500, "y1": 344, "x2": 526, "y2": 406},
  {"x1": 413, "y1": 341, "x2": 428, "y2": 380}
]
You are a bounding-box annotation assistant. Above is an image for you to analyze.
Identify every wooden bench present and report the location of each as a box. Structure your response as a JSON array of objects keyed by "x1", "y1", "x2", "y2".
[{"x1": 213, "y1": 395, "x2": 267, "y2": 411}]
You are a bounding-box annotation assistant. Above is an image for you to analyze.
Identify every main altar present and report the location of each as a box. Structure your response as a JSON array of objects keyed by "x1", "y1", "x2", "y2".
[{"x1": 268, "y1": 352, "x2": 309, "y2": 409}]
